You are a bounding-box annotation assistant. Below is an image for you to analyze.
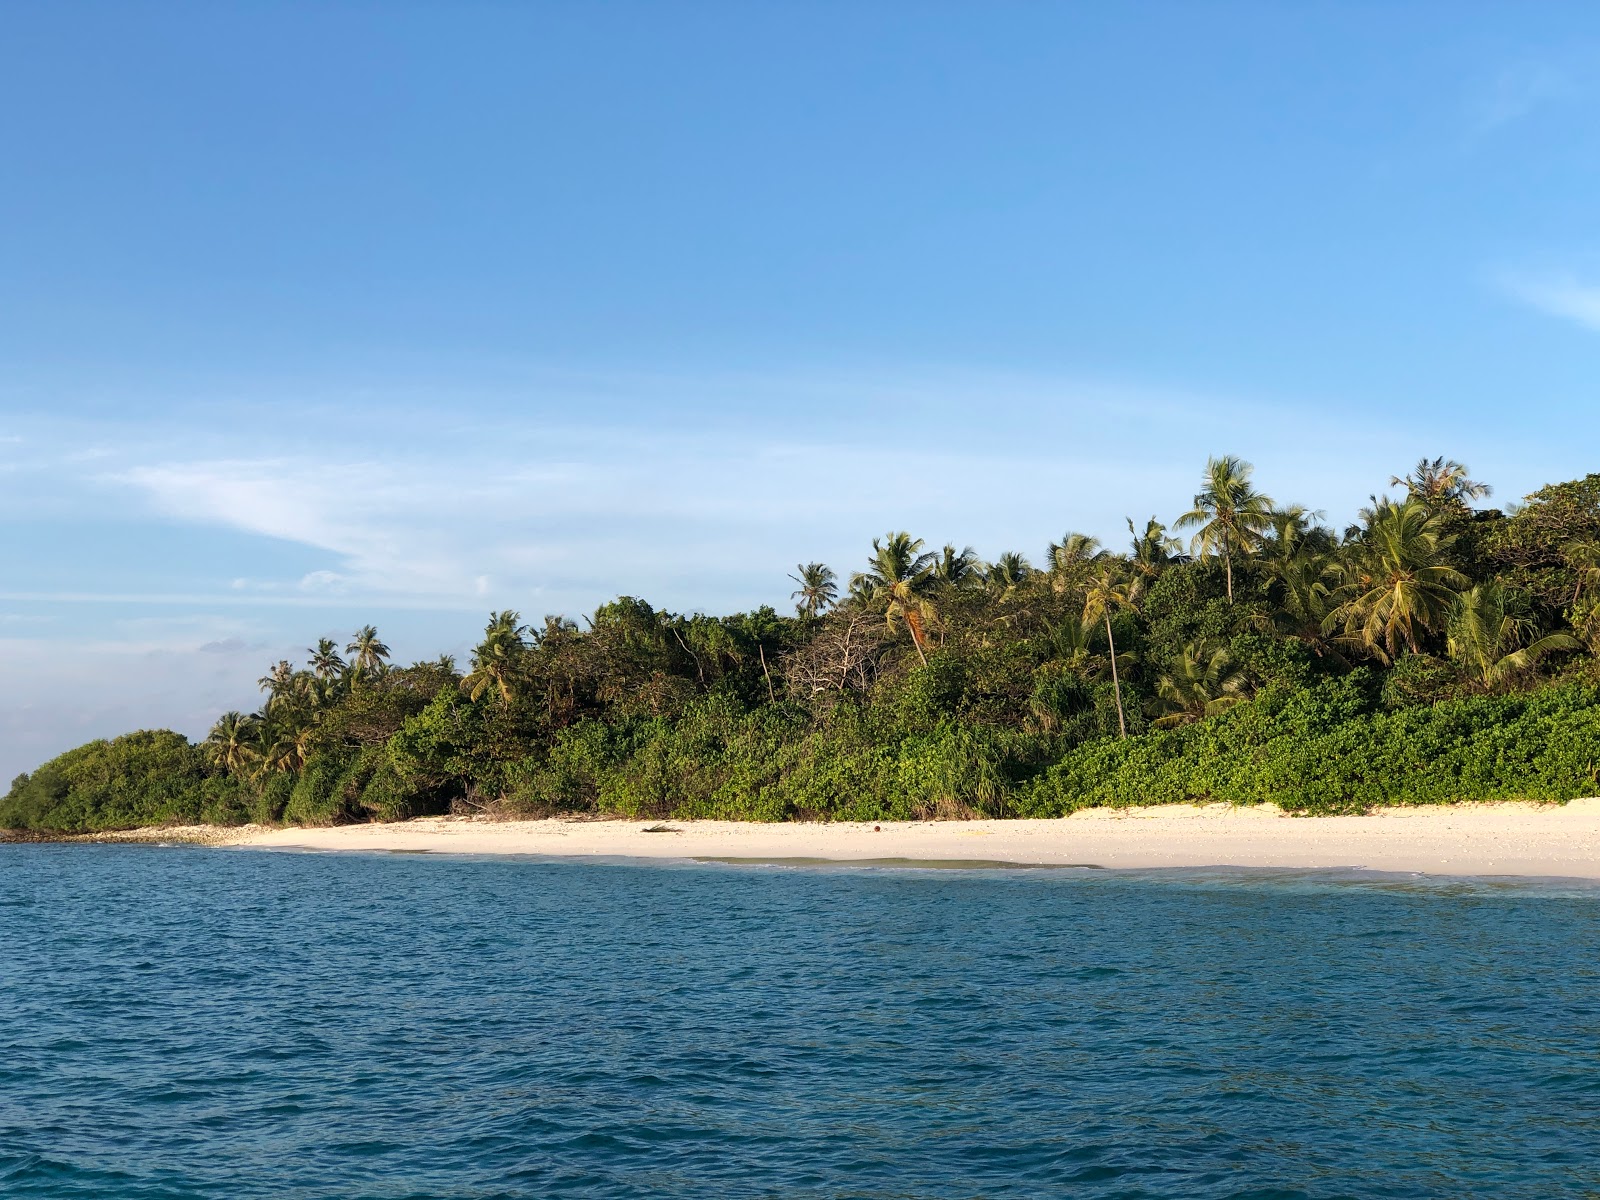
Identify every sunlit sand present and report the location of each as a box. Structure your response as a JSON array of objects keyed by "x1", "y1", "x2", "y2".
[{"x1": 113, "y1": 799, "x2": 1600, "y2": 880}]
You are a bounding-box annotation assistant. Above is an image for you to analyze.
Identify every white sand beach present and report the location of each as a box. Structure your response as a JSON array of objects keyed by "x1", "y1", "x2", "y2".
[{"x1": 124, "y1": 800, "x2": 1600, "y2": 879}]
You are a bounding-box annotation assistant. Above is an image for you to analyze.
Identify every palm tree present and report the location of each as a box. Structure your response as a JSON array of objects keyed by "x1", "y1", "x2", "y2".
[
  {"x1": 1045, "y1": 610, "x2": 1138, "y2": 680},
  {"x1": 259, "y1": 721, "x2": 315, "y2": 775},
  {"x1": 1175, "y1": 455, "x2": 1275, "y2": 602},
  {"x1": 307, "y1": 637, "x2": 346, "y2": 681},
  {"x1": 257, "y1": 660, "x2": 301, "y2": 713},
  {"x1": 1323, "y1": 498, "x2": 1467, "y2": 663},
  {"x1": 987, "y1": 551, "x2": 1032, "y2": 594},
  {"x1": 204, "y1": 711, "x2": 260, "y2": 773},
  {"x1": 536, "y1": 614, "x2": 579, "y2": 644},
  {"x1": 1447, "y1": 582, "x2": 1580, "y2": 691},
  {"x1": 1391, "y1": 457, "x2": 1491, "y2": 510},
  {"x1": 850, "y1": 532, "x2": 938, "y2": 665},
  {"x1": 788, "y1": 562, "x2": 838, "y2": 618},
  {"x1": 1127, "y1": 517, "x2": 1183, "y2": 579},
  {"x1": 460, "y1": 610, "x2": 528, "y2": 702},
  {"x1": 1148, "y1": 642, "x2": 1249, "y2": 728},
  {"x1": 1259, "y1": 506, "x2": 1341, "y2": 657},
  {"x1": 933, "y1": 544, "x2": 984, "y2": 590},
  {"x1": 346, "y1": 625, "x2": 391, "y2": 678},
  {"x1": 1081, "y1": 562, "x2": 1140, "y2": 738},
  {"x1": 1047, "y1": 532, "x2": 1107, "y2": 596}
]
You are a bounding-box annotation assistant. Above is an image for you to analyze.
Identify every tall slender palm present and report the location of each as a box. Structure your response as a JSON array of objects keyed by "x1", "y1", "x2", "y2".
[
  {"x1": 1081, "y1": 563, "x2": 1140, "y2": 738},
  {"x1": 1447, "y1": 582, "x2": 1579, "y2": 691},
  {"x1": 1127, "y1": 517, "x2": 1182, "y2": 579},
  {"x1": 460, "y1": 611, "x2": 528, "y2": 702},
  {"x1": 1047, "y1": 532, "x2": 1107, "y2": 596},
  {"x1": 204, "y1": 711, "x2": 260, "y2": 773},
  {"x1": 346, "y1": 625, "x2": 391, "y2": 678},
  {"x1": 850, "y1": 532, "x2": 938, "y2": 664},
  {"x1": 1324, "y1": 498, "x2": 1467, "y2": 663},
  {"x1": 307, "y1": 637, "x2": 346, "y2": 681},
  {"x1": 1391, "y1": 457, "x2": 1491, "y2": 510},
  {"x1": 1175, "y1": 455, "x2": 1275, "y2": 602},
  {"x1": 788, "y1": 562, "x2": 838, "y2": 618}
]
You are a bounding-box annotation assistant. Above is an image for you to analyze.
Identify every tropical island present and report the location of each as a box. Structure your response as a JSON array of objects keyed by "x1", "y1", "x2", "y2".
[{"x1": 7, "y1": 456, "x2": 1600, "y2": 838}]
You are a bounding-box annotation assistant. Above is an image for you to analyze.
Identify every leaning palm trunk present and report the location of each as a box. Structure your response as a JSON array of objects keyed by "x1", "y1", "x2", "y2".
[
  {"x1": 902, "y1": 606, "x2": 930, "y2": 666},
  {"x1": 1104, "y1": 614, "x2": 1127, "y2": 738}
]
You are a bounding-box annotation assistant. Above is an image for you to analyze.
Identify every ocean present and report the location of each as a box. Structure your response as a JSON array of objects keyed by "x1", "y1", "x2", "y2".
[{"x1": 2, "y1": 845, "x2": 1598, "y2": 1198}]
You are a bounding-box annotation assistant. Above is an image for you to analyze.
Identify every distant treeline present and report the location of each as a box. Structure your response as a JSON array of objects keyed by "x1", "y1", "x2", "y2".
[{"x1": 7, "y1": 457, "x2": 1600, "y2": 833}]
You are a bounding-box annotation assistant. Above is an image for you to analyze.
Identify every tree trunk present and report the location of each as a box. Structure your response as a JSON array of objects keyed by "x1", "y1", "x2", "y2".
[
  {"x1": 904, "y1": 607, "x2": 930, "y2": 666},
  {"x1": 1106, "y1": 614, "x2": 1127, "y2": 739},
  {"x1": 1224, "y1": 543, "x2": 1234, "y2": 603},
  {"x1": 758, "y1": 643, "x2": 777, "y2": 704}
]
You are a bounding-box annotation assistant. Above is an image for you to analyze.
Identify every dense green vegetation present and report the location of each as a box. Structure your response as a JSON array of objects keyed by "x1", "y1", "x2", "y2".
[{"x1": 8, "y1": 457, "x2": 1600, "y2": 833}]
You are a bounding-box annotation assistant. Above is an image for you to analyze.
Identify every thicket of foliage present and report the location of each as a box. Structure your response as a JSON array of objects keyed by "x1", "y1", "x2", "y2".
[{"x1": 7, "y1": 457, "x2": 1600, "y2": 833}]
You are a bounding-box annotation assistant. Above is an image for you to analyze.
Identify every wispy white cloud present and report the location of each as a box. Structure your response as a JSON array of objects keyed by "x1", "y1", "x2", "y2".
[{"x1": 1501, "y1": 272, "x2": 1600, "y2": 332}]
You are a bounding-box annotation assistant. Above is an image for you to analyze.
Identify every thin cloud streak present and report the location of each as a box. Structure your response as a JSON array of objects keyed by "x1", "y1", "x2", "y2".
[{"x1": 1502, "y1": 273, "x2": 1600, "y2": 332}]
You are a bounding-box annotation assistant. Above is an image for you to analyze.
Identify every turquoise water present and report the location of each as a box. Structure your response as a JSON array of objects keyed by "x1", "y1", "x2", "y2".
[{"x1": 3, "y1": 847, "x2": 1599, "y2": 1198}]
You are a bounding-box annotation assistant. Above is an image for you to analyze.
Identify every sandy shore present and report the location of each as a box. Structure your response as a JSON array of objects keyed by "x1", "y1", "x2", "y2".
[{"x1": 111, "y1": 799, "x2": 1599, "y2": 879}]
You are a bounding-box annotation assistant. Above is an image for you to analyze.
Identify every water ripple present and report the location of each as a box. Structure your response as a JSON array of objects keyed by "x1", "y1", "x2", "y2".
[{"x1": 1, "y1": 846, "x2": 1597, "y2": 1197}]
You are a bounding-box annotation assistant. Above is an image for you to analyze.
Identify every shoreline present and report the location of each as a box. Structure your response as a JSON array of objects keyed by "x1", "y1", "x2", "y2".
[{"x1": 21, "y1": 799, "x2": 1600, "y2": 880}]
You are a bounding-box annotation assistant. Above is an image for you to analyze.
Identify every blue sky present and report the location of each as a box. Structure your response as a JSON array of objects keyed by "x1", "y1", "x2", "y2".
[{"x1": 4, "y1": 3, "x2": 1600, "y2": 781}]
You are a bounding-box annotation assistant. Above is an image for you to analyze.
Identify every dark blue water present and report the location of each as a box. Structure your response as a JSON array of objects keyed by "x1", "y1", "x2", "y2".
[{"x1": 3, "y1": 847, "x2": 1599, "y2": 1198}]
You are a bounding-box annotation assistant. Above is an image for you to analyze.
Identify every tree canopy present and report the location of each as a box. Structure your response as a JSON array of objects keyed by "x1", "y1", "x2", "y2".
[{"x1": 7, "y1": 458, "x2": 1600, "y2": 834}]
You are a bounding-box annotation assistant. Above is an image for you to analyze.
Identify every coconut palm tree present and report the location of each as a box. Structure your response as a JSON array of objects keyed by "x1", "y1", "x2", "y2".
[
  {"x1": 1447, "y1": 582, "x2": 1580, "y2": 691},
  {"x1": 258, "y1": 719, "x2": 315, "y2": 775},
  {"x1": 1044, "y1": 610, "x2": 1138, "y2": 680},
  {"x1": 257, "y1": 660, "x2": 302, "y2": 713},
  {"x1": 1081, "y1": 562, "x2": 1140, "y2": 738},
  {"x1": 307, "y1": 638, "x2": 346, "y2": 681},
  {"x1": 987, "y1": 551, "x2": 1032, "y2": 594},
  {"x1": 1127, "y1": 517, "x2": 1183, "y2": 579},
  {"x1": 1391, "y1": 457, "x2": 1491, "y2": 511},
  {"x1": 788, "y1": 562, "x2": 838, "y2": 618},
  {"x1": 850, "y1": 532, "x2": 938, "y2": 665},
  {"x1": 204, "y1": 711, "x2": 260, "y2": 773},
  {"x1": 1174, "y1": 455, "x2": 1275, "y2": 602},
  {"x1": 1259, "y1": 507, "x2": 1341, "y2": 658},
  {"x1": 1323, "y1": 498, "x2": 1467, "y2": 663},
  {"x1": 534, "y1": 614, "x2": 579, "y2": 645},
  {"x1": 460, "y1": 611, "x2": 528, "y2": 702},
  {"x1": 1148, "y1": 642, "x2": 1249, "y2": 727},
  {"x1": 1047, "y1": 532, "x2": 1108, "y2": 596},
  {"x1": 933, "y1": 544, "x2": 984, "y2": 590},
  {"x1": 346, "y1": 625, "x2": 391, "y2": 678}
]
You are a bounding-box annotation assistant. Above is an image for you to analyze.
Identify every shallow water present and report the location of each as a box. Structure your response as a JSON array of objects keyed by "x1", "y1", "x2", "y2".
[{"x1": 3, "y1": 846, "x2": 1598, "y2": 1198}]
